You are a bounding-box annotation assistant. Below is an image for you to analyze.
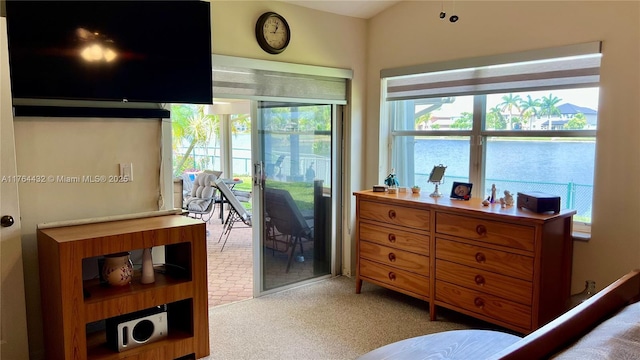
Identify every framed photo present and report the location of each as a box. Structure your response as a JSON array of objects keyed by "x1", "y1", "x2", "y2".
[{"x1": 450, "y1": 181, "x2": 473, "y2": 200}]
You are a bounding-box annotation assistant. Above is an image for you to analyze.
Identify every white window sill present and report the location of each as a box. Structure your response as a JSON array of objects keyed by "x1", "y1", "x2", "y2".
[
  {"x1": 572, "y1": 231, "x2": 591, "y2": 242},
  {"x1": 572, "y1": 222, "x2": 591, "y2": 242}
]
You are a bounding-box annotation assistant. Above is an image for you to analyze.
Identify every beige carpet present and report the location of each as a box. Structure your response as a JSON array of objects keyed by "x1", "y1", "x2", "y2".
[{"x1": 203, "y1": 276, "x2": 505, "y2": 360}]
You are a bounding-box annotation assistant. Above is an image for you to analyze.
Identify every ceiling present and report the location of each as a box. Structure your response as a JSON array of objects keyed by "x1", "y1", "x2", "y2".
[{"x1": 282, "y1": 0, "x2": 401, "y2": 19}]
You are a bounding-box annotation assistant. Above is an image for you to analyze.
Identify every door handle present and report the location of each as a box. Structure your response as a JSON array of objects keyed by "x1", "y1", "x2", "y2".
[
  {"x1": 1, "y1": 215, "x2": 15, "y2": 228},
  {"x1": 253, "y1": 161, "x2": 264, "y2": 190}
]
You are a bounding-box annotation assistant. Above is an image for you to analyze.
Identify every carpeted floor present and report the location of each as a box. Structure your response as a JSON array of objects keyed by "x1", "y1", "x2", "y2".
[{"x1": 203, "y1": 276, "x2": 507, "y2": 360}]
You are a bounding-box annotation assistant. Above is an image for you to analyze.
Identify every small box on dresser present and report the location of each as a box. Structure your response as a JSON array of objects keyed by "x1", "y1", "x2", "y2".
[{"x1": 517, "y1": 191, "x2": 561, "y2": 214}]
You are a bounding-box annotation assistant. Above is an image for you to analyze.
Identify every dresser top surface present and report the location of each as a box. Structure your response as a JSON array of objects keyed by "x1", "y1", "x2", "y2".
[{"x1": 354, "y1": 190, "x2": 575, "y2": 222}]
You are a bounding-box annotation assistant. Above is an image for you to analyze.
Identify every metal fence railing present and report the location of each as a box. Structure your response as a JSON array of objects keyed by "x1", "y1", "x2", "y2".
[{"x1": 175, "y1": 150, "x2": 332, "y2": 186}]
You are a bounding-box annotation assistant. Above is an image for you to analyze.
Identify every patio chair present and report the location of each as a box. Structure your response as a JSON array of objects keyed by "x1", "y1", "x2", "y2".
[
  {"x1": 215, "y1": 178, "x2": 252, "y2": 251},
  {"x1": 264, "y1": 187, "x2": 313, "y2": 273},
  {"x1": 213, "y1": 177, "x2": 249, "y2": 224},
  {"x1": 181, "y1": 172, "x2": 195, "y2": 203},
  {"x1": 183, "y1": 172, "x2": 218, "y2": 223},
  {"x1": 199, "y1": 170, "x2": 228, "y2": 223},
  {"x1": 266, "y1": 154, "x2": 285, "y2": 179}
]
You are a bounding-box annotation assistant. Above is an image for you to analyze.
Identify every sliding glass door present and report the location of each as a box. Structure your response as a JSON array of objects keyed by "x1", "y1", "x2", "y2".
[
  {"x1": 209, "y1": 55, "x2": 350, "y2": 295},
  {"x1": 253, "y1": 101, "x2": 337, "y2": 292}
]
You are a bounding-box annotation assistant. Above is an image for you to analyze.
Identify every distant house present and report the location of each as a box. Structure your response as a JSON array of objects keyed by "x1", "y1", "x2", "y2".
[
  {"x1": 426, "y1": 116, "x2": 456, "y2": 130},
  {"x1": 416, "y1": 101, "x2": 598, "y2": 131},
  {"x1": 537, "y1": 103, "x2": 598, "y2": 130}
]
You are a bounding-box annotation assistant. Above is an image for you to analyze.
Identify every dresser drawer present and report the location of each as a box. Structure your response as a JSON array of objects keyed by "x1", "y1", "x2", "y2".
[
  {"x1": 360, "y1": 200, "x2": 430, "y2": 230},
  {"x1": 436, "y1": 281, "x2": 531, "y2": 330},
  {"x1": 360, "y1": 222, "x2": 429, "y2": 255},
  {"x1": 359, "y1": 258, "x2": 429, "y2": 297},
  {"x1": 436, "y1": 239, "x2": 534, "y2": 281},
  {"x1": 436, "y1": 259, "x2": 532, "y2": 305},
  {"x1": 436, "y1": 212, "x2": 535, "y2": 252},
  {"x1": 360, "y1": 241, "x2": 429, "y2": 276}
]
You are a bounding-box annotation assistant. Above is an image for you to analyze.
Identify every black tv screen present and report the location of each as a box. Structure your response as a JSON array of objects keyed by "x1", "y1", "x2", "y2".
[{"x1": 6, "y1": 1, "x2": 213, "y2": 104}]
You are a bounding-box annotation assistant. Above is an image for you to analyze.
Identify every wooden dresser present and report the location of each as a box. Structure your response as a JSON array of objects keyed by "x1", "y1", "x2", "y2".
[{"x1": 354, "y1": 190, "x2": 576, "y2": 334}]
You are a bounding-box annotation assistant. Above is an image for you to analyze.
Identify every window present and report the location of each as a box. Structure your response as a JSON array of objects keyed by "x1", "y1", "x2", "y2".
[
  {"x1": 383, "y1": 42, "x2": 601, "y2": 226},
  {"x1": 171, "y1": 104, "x2": 221, "y2": 176}
]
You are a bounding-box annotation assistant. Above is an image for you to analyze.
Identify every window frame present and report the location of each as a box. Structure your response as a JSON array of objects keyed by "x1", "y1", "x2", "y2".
[
  {"x1": 388, "y1": 94, "x2": 596, "y2": 232},
  {"x1": 382, "y1": 44, "x2": 601, "y2": 232}
]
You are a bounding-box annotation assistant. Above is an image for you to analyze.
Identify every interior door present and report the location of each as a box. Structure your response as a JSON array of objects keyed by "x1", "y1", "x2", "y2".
[
  {"x1": 253, "y1": 101, "x2": 336, "y2": 293},
  {"x1": 0, "y1": 17, "x2": 30, "y2": 359}
]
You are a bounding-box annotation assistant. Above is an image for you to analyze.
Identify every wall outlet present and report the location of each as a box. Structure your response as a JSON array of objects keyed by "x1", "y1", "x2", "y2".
[{"x1": 120, "y1": 163, "x2": 133, "y2": 182}]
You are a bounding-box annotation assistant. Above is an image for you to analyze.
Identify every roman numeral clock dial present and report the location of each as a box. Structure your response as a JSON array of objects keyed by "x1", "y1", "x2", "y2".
[{"x1": 255, "y1": 12, "x2": 291, "y2": 54}]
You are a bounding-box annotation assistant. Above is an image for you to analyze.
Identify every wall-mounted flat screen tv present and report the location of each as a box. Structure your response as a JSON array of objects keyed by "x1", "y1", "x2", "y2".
[{"x1": 6, "y1": 1, "x2": 213, "y2": 104}]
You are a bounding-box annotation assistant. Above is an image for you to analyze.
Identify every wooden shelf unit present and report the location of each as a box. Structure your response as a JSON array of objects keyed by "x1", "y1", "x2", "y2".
[{"x1": 37, "y1": 215, "x2": 209, "y2": 360}]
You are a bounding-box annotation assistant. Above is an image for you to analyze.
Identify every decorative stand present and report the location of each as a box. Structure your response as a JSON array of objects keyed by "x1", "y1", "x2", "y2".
[
  {"x1": 428, "y1": 164, "x2": 447, "y2": 198},
  {"x1": 430, "y1": 182, "x2": 444, "y2": 197}
]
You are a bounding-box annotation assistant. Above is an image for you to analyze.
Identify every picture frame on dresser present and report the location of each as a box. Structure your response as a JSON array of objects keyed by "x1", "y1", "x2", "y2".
[{"x1": 450, "y1": 181, "x2": 472, "y2": 200}]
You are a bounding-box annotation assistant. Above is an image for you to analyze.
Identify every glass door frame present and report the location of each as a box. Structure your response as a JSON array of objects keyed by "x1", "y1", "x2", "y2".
[{"x1": 250, "y1": 99, "x2": 342, "y2": 297}]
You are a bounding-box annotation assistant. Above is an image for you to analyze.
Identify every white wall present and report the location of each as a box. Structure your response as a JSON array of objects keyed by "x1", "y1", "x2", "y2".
[
  {"x1": 366, "y1": 1, "x2": 640, "y2": 292},
  {"x1": 14, "y1": 117, "x2": 162, "y2": 358}
]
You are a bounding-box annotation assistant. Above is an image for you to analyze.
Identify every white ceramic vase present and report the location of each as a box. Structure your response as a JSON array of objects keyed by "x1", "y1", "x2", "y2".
[{"x1": 140, "y1": 247, "x2": 155, "y2": 284}]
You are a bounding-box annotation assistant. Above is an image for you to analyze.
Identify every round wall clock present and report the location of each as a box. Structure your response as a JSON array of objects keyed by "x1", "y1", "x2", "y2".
[{"x1": 255, "y1": 12, "x2": 290, "y2": 54}]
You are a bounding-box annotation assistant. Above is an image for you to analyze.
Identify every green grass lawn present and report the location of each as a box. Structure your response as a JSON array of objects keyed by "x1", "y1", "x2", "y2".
[{"x1": 232, "y1": 176, "x2": 321, "y2": 211}]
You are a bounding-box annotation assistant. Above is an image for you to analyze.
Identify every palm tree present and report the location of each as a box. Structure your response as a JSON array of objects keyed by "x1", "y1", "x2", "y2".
[
  {"x1": 263, "y1": 106, "x2": 293, "y2": 131},
  {"x1": 298, "y1": 105, "x2": 331, "y2": 131},
  {"x1": 498, "y1": 94, "x2": 522, "y2": 130},
  {"x1": 171, "y1": 104, "x2": 219, "y2": 177},
  {"x1": 487, "y1": 106, "x2": 507, "y2": 130},
  {"x1": 230, "y1": 113, "x2": 251, "y2": 133},
  {"x1": 415, "y1": 112, "x2": 432, "y2": 130},
  {"x1": 519, "y1": 95, "x2": 541, "y2": 130},
  {"x1": 539, "y1": 94, "x2": 562, "y2": 130}
]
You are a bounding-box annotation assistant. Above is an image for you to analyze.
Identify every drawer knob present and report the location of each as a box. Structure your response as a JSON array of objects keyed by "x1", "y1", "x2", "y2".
[
  {"x1": 388, "y1": 233, "x2": 396, "y2": 243},
  {"x1": 388, "y1": 210, "x2": 397, "y2": 219},
  {"x1": 475, "y1": 252, "x2": 486, "y2": 263},
  {"x1": 476, "y1": 224, "x2": 487, "y2": 236},
  {"x1": 388, "y1": 253, "x2": 396, "y2": 262},
  {"x1": 388, "y1": 272, "x2": 396, "y2": 281},
  {"x1": 474, "y1": 275, "x2": 486, "y2": 286},
  {"x1": 474, "y1": 297, "x2": 485, "y2": 309}
]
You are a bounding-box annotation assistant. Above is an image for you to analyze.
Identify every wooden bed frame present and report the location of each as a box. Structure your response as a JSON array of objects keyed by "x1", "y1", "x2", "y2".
[{"x1": 490, "y1": 269, "x2": 640, "y2": 359}]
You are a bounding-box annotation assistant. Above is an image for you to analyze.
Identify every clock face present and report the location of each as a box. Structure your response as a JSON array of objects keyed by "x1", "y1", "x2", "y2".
[{"x1": 256, "y1": 12, "x2": 290, "y2": 54}]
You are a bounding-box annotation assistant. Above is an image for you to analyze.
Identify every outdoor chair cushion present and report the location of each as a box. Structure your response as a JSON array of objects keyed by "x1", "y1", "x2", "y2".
[
  {"x1": 232, "y1": 189, "x2": 252, "y2": 203},
  {"x1": 184, "y1": 172, "x2": 217, "y2": 211}
]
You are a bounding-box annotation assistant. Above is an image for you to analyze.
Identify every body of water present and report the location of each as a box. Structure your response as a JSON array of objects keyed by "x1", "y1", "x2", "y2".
[
  {"x1": 410, "y1": 138, "x2": 595, "y2": 220},
  {"x1": 413, "y1": 138, "x2": 595, "y2": 185}
]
